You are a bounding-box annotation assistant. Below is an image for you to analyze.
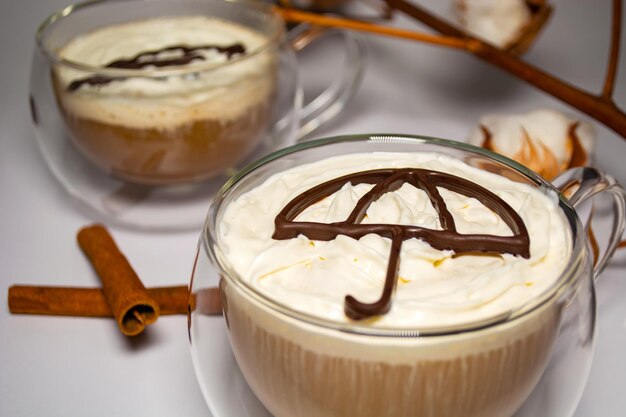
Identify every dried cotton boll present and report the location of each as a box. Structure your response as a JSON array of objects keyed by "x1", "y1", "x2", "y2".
[
  {"x1": 455, "y1": 0, "x2": 532, "y2": 48},
  {"x1": 468, "y1": 109, "x2": 595, "y2": 180}
]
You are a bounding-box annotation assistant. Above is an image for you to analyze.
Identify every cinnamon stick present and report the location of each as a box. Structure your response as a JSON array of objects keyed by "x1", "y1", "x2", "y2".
[
  {"x1": 77, "y1": 224, "x2": 159, "y2": 336},
  {"x1": 195, "y1": 287, "x2": 224, "y2": 316},
  {"x1": 8, "y1": 285, "x2": 222, "y2": 317}
]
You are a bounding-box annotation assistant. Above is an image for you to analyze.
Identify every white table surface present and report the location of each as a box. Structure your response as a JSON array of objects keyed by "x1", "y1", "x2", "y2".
[{"x1": 1, "y1": 0, "x2": 625, "y2": 416}]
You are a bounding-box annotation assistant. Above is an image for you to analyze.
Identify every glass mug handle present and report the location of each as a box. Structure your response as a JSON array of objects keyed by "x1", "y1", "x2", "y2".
[
  {"x1": 287, "y1": 24, "x2": 366, "y2": 138},
  {"x1": 553, "y1": 167, "x2": 626, "y2": 279}
]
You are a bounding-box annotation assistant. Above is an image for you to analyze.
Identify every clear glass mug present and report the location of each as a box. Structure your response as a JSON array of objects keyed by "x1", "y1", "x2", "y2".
[
  {"x1": 189, "y1": 134, "x2": 626, "y2": 417},
  {"x1": 29, "y1": 0, "x2": 364, "y2": 229}
]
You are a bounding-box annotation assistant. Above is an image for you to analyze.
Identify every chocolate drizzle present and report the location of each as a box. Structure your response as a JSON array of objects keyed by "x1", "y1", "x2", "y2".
[
  {"x1": 67, "y1": 43, "x2": 246, "y2": 92},
  {"x1": 272, "y1": 168, "x2": 531, "y2": 320}
]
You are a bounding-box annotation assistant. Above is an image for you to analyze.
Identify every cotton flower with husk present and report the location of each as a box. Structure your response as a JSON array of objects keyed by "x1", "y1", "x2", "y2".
[
  {"x1": 454, "y1": 0, "x2": 553, "y2": 55},
  {"x1": 468, "y1": 109, "x2": 594, "y2": 180},
  {"x1": 454, "y1": 0, "x2": 532, "y2": 48}
]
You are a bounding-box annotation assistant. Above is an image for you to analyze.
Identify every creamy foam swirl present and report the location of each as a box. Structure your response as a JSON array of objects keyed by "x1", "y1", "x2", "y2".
[
  {"x1": 217, "y1": 152, "x2": 571, "y2": 329},
  {"x1": 56, "y1": 16, "x2": 275, "y2": 129}
]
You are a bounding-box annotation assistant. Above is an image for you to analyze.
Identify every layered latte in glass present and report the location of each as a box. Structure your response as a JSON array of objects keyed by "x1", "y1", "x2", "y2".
[
  {"x1": 209, "y1": 149, "x2": 572, "y2": 417},
  {"x1": 53, "y1": 16, "x2": 276, "y2": 185}
]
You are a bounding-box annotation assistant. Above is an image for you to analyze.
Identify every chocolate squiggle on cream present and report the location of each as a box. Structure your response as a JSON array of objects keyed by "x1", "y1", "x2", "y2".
[
  {"x1": 273, "y1": 168, "x2": 531, "y2": 320},
  {"x1": 67, "y1": 43, "x2": 246, "y2": 92}
]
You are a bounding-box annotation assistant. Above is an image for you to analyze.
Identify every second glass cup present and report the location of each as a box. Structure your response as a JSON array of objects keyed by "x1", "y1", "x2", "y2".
[{"x1": 30, "y1": 0, "x2": 364, "y2": 229}]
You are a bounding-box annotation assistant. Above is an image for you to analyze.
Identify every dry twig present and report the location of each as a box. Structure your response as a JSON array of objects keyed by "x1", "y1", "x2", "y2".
[
  {"x1": 276, "y1": 7, "x2": 470, "y2": 48},
  {"x1": 278, "y1": 0, "x2": 626, "y2": 138},
  {"x1": 385, "y1": 0, "x2": 626, "y2": 138}
]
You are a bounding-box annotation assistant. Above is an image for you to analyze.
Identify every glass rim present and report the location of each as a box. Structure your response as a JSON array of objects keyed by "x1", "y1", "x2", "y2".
[
  {"x1": 35, "y1": 0, "x2": 285, "y2": 78},
  {"x1": 203, "y1": 134, "x2": 586, "y2": 337}
]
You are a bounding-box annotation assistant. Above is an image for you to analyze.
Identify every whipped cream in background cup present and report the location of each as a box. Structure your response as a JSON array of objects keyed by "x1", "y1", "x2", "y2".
[
  {"x1": 189, "y1": 134, "x2": 626, "y2": 417},
  {"x1": 29, "y1": 0, "x2": 364, "y2": 229}
]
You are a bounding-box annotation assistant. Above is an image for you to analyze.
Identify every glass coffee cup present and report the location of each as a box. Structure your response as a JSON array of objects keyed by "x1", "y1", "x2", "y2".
[
  {"x1": 189, "y1": 134, "x2": 626, "y2": 417},
  {"x1": 30, "y1": 0, "x2": 364, "y2": 230}
]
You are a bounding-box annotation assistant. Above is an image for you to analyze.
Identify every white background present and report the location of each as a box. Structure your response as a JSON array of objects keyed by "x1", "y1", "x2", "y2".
[{"x1": 1, "y1": 0, "x2": 625, "y2": 416}]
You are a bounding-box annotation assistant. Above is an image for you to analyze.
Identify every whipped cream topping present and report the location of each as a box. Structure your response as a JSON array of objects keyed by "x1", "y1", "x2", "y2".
[
  {"x1": 56, "y1": 16, "x2": 275, "y2": 129},
  {"x1": 217, "y1": 152, "x2": 570, "y2": 329}
]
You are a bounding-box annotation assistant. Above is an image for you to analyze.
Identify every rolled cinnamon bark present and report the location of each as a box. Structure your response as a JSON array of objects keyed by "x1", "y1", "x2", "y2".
[
  {"x1": 6, "y1": 285, "x2": 224, "y2": 317},
  {"x1": 77, "y1": 224, "x2": 159, "y2": 336},
  {"x1": 195, "y1": 287, "x2": 223, "y2": 316}
]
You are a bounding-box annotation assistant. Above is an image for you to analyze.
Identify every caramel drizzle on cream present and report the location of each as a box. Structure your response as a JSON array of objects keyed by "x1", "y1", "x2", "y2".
[{"x1": 273, "y1": 168, "x2": 531, "y2": 320}]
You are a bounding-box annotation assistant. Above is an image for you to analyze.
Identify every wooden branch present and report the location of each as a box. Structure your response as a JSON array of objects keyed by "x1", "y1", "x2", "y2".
[
  {"x1": 275, "y1": 7, "x2": 469, "y2": 49},
  {"x1": 602, "y1": 0, "x2": 622, "y2": 99},
  {"x1": 384, "y1": 0, "x2": 626, "y2": 139},
  {"x1": 278, "y1": 1, "x2": 626, "y2": 137}
]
